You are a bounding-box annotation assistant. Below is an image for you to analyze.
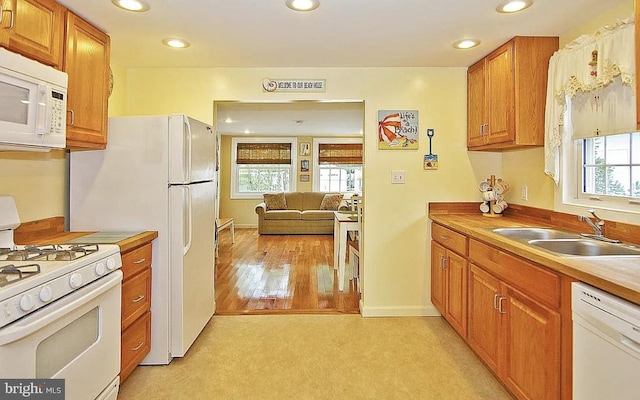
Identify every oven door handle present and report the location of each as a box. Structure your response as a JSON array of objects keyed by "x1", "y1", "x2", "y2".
[{"x1": 0, "y1": 271, "x2": 122, "y2": 346}]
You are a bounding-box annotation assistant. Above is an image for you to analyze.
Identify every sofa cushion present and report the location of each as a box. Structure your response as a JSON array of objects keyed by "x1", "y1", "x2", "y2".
[
  {"x1": 301, "y1": 210, "x2": 335, "y2": 221},
  {"x1": 263, "y1": 210, "x2": 302, "y2": 220},
  {"x1": 301, "y1": 192, "x2": 327, "y2": 210},
  {"x1": 319, "y1": 193, "x2": 344, "y2": 210},
  {"x1": 264, "y1": 192, "x2": 287, "y2": 210},
  {"x1": 284, "y1": 192, "x2": 304, "y2": 210}
]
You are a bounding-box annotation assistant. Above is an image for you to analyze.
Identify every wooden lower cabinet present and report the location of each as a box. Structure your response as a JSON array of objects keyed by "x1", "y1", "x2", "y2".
[
  {"x1": 120, "y1": 242, "x2": 153, "y2": 383},
  {"x1": 430, "y1": 223, "x2": 568, "y2": 400},
  {"x1": 431, "y1": 223, "x2": 468, "y2": 339},
  {"x1": 469, "y1": 263, "x2": 562, "y2": 400},
  {"x1": 503, "y1": 284, "x2": 561, "y2": 400}
]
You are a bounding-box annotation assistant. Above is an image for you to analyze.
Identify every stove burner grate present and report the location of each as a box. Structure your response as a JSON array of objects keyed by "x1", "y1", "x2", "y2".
[
  {"x1": 0, "y1": 244, "x2": 100, "y2": 262},
  {"x1": 0, "y1": 263, "x2": 41, "y2": 287}
]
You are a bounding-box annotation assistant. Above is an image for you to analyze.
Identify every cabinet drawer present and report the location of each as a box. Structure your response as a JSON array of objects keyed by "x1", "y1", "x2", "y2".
[
  {"x1": 469, "y1": 239, "x2": 560, "y2": 309},
  {"x1": 121, "y1": 243, "x2": 152, "y2": 280},
  {"x1": 121, "y1": 267, "x2": 151, "y2": 330},
  {"x1": 432, "y1": 223, "x2": 467, "y2": 256},
  {"x1": 121, "y1": 311, "x2": 151, "y2": 383}
]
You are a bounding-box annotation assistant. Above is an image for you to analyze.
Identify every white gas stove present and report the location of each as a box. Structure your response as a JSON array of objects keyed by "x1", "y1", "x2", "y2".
[
  {"x1": 0, "y1": 195, "x2": 123, "y2": 400},
  {"x1": 0, "y1": 196, "x2": 122, "y2": 328}
]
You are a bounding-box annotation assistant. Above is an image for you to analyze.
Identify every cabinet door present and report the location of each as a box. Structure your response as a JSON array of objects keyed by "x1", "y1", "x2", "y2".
[
  {"x1": 445, "y1": 250, "x2": 467, "y2": 339},
  {"x1": 503, "y1": 284, "x2": 561, "y2": 400},
  {"x1": 468, "y1": 264, "x2": 502, "y2": 374},
  {"x1": 467, "y1": 60, "x2": 486, "y2": 148},
  {"x1": 64, "y1": 11, "x2": 110, "y2": 150},
  {"x1": 0, "y1": 0, "x2": 64, "y2": 68},
  {"x1": 486, "y1": 42, "x2": 515, "y2": 144},
  {"x1": 430, "y1": 241, "x2": 447, "y2": 316}
]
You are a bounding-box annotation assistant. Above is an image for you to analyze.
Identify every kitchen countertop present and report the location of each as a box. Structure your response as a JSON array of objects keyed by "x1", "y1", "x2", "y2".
[
  {"x1": 429, "y1": 211, "x2": 640, "y2": 306},
  {"x1": 17, "y1": 230, "x2": 158, "y2": 253}
]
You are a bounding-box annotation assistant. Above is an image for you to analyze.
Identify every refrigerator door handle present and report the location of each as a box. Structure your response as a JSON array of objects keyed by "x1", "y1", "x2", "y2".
[
  {"x1": 183, "y1": 117, "x2": 192, "y2": 183},
  {"x1": 184, "y1": 185, "x2": 193, "y2": 255}
]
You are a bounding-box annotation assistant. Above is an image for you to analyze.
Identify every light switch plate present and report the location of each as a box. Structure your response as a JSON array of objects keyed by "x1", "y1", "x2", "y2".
[{"x1": 391, "y1": 170, "x2": 405, "y2": 184}]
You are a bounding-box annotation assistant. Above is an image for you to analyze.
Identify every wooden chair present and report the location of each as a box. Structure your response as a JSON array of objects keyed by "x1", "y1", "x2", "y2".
[
  {"x1": 216, "y1": 217, "x2": 234, "y2": 257},
  {"x1": 347, "y1": 196, "x2": 363, "y2": 293}
]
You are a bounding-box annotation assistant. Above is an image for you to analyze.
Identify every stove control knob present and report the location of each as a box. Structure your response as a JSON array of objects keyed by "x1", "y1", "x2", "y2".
[
  {"x1": 69, "y1": 273, "x2": 83, "y2": 289},
  {"x1": 106, "y1": 257, "x2": 117, "y2": 271},
  {"x1": 19, "y1": 294, "x2": 34, "y2": 311},
  {"x1": 95, "y1": 262, "x2": 106, "y2": 276},
  {"x1": 39, "y1": 286, "x2": 53, "y2": 303}
]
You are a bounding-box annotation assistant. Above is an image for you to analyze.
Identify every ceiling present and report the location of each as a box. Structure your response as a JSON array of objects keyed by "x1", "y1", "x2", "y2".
[
  {"x1": 56, "y1": 0, "x2": 629, "y2": 135},
  {"x1": 215, "y1": 101, "x2": 364, "y2": 136}
]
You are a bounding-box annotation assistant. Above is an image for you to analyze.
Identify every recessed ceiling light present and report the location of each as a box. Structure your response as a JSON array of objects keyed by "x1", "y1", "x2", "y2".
[
  {"x1": 453, "y1": 39, "x2": 481, "y2": 49},
  {"x1": 496, "y1": 0, "x2": 533, "y2": 13},
  {"x1": 224, "y1": 118, "x2": 233, "y2": 124},
  {"x1": 162, "y1": 38, "x2": 191, "y2": 49},
  {"x1": 111, "y1": 0, "x2": 150, "y2": 12},
  {"x1": 286, "y1": 0, "x2": 320, "y2": 12},
  {"x1": 244, "y1": 129, "x2": 251, "y2": 134}
]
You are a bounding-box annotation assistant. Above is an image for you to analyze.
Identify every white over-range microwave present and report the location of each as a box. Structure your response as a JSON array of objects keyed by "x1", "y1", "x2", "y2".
[{"x1": 0, "y1": 48, "x2": 68, "y2": 150}]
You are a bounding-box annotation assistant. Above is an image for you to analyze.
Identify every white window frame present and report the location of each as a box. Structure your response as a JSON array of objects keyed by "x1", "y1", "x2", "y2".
[
  {"x1": 230, "y1": 137, "x2": 298, "y2": 199},
  {"x1": 312, "y1": 137, "x2": 363, "y2": 195},
  {"x1": 559, "y1": 129, "x2": 640, "y2": 216}
]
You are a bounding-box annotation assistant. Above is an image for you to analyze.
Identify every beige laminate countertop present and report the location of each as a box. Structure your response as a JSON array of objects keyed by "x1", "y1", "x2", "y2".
[
  {"x1": 429, "y1": 213, "x2": 640, "y2": 306},
  {"x1": 18, "y1": 231, "x2": 158, "y2": 253}
]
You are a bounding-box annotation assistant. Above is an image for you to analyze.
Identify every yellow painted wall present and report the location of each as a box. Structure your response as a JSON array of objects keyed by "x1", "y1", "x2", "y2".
[
  {"x1": 502, "y1": 0, "x2": 633, "y2": 212},
  {"x1": 121, "y1": 67, "x2": 502, "y2": 315},
  {"x1": 0, "y1": 150, "x2": 66, "y2": 223}
]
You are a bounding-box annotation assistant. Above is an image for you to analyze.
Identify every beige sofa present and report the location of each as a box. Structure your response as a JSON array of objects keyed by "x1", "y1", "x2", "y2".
[{"x1": 255, "y1": 192, "x2": 346, "y2": 234}]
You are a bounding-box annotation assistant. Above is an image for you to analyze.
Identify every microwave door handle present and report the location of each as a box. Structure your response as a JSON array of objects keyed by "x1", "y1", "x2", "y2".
[{"x1": 35, "y1": 85, "x2": 51, "y2": 136}]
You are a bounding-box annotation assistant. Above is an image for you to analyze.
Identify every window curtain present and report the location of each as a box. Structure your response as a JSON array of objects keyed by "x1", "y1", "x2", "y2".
[
  {"x1": 236, "y1": 143, "x2": 291, "y2": 164},
  {"x1": 318, "y1": 143, "x2": 363, "y2": 164},
  {"x1": 544, "y1": 17, "x2": 635, "y2": 185}
]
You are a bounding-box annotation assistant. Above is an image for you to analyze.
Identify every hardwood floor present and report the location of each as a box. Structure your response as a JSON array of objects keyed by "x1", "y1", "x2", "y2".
[{"x1": 215, "y1": 228, "x2": 360, "y2": 314}]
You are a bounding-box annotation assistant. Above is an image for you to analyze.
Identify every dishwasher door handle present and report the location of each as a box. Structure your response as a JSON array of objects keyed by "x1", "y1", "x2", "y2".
[{"x1": 620, "y1": 334, "x2": 640, "y2": 355}]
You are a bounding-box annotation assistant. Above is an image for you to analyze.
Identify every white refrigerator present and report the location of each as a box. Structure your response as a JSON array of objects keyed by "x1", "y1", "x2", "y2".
[{"x1": 70, "y1": 114, "x2": 216, "y2": 364}]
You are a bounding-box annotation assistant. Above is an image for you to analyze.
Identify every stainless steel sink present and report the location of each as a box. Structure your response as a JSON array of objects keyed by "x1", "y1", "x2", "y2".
[
  {"x1": 492, "y1": 227, "x2": 580, "y2": 240},
  {"x1": 528, "y1": 239, "x2": 640, "y2": 257}
]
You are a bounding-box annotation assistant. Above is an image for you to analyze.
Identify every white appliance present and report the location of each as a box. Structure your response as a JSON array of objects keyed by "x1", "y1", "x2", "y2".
[
  {"x1": 0, "y1": 48, "x2": 67, "y2": 150},
  {"x1": 572, "y1": 282, "x2": 640, "y2": 400},
  {"x1": 69, "y1": 114, "x2": 216, "y2": 365},
  {"x1": 0, "y1": 195, "x2": 122, "y2": 400}
]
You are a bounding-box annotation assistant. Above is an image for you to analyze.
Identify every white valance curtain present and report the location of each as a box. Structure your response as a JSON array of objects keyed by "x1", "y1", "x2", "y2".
[{"x1": 544, "y1": 17, "x2": 635, "y2": 185}]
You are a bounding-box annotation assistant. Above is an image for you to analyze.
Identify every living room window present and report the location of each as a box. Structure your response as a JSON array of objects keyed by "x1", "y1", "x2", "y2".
[
  {"x1": 231, "y1": 138, "x2": 297, "y2": 199},
  {"x1": 313, "y1": 138, "x2": 363, "y2": 194}
]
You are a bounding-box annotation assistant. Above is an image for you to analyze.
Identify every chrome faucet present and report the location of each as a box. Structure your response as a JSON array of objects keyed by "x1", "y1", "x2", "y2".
[{"x1": 579, "y1": 209, "x2": 620, "y2": 243}]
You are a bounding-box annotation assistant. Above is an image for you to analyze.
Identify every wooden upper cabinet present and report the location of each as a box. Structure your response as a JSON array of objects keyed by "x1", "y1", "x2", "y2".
[
  {"x1": 63, "y1": 11, "x2": 110, "y2": 150},
  {"x1": 0, "y1": 0, "x2": 64, "y2": 68},
  {"x1": 467, "y1": 36, "x2": 558, "y2": 151}
]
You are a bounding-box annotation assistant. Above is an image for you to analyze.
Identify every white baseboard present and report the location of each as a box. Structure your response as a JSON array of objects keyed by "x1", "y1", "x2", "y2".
[
  {"x1": 360, "y1": 304, "x2": 442, "y2": 317},
  {"x1": 235, "y1": 224, "x2": 258, "y2": 229}
]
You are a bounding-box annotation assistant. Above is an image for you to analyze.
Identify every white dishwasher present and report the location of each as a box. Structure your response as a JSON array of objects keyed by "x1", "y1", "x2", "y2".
[{"x1": 572, "y1": 282, "x2": 640, "y2": 400}]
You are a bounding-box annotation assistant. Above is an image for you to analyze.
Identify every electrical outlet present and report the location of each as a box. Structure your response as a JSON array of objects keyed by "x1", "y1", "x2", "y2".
[
  {"x1": 521, "y1": 186, "x2": 528, "y2": 201},
  {"x1": 391, "y1": 170, "x2": 405, "y2": 184}
]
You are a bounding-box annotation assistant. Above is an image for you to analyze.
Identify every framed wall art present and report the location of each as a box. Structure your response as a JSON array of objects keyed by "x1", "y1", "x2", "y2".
[
  {"x1": 299, "y1": 142, "x2": 311, "y2": 156},
  {"x1": 300, "y1": 174, "x2": 310, "y2": 182},
  {"x1": 300, "y1": 159, "x2": 309, "y2": 172},
  {"x1": 378, "y1": 110, "x2": 419, "y2": 150}
]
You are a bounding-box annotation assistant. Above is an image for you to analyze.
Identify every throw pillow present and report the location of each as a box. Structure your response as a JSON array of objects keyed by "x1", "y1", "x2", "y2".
[
  {"x1": 320, "y1": 193, "x2": 344, "y2": 210},
  {"x1": 264, "y1": 192, "x2": 287, "y2": 210}
]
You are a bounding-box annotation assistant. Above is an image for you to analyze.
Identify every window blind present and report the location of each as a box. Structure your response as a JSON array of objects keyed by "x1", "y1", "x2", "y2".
[
  {"x1": 236, "y1": 143, "x2": 292, "y2": 164},
  {"x1": 318, "y1": 143, "x2": 363, "y2": 164}
]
